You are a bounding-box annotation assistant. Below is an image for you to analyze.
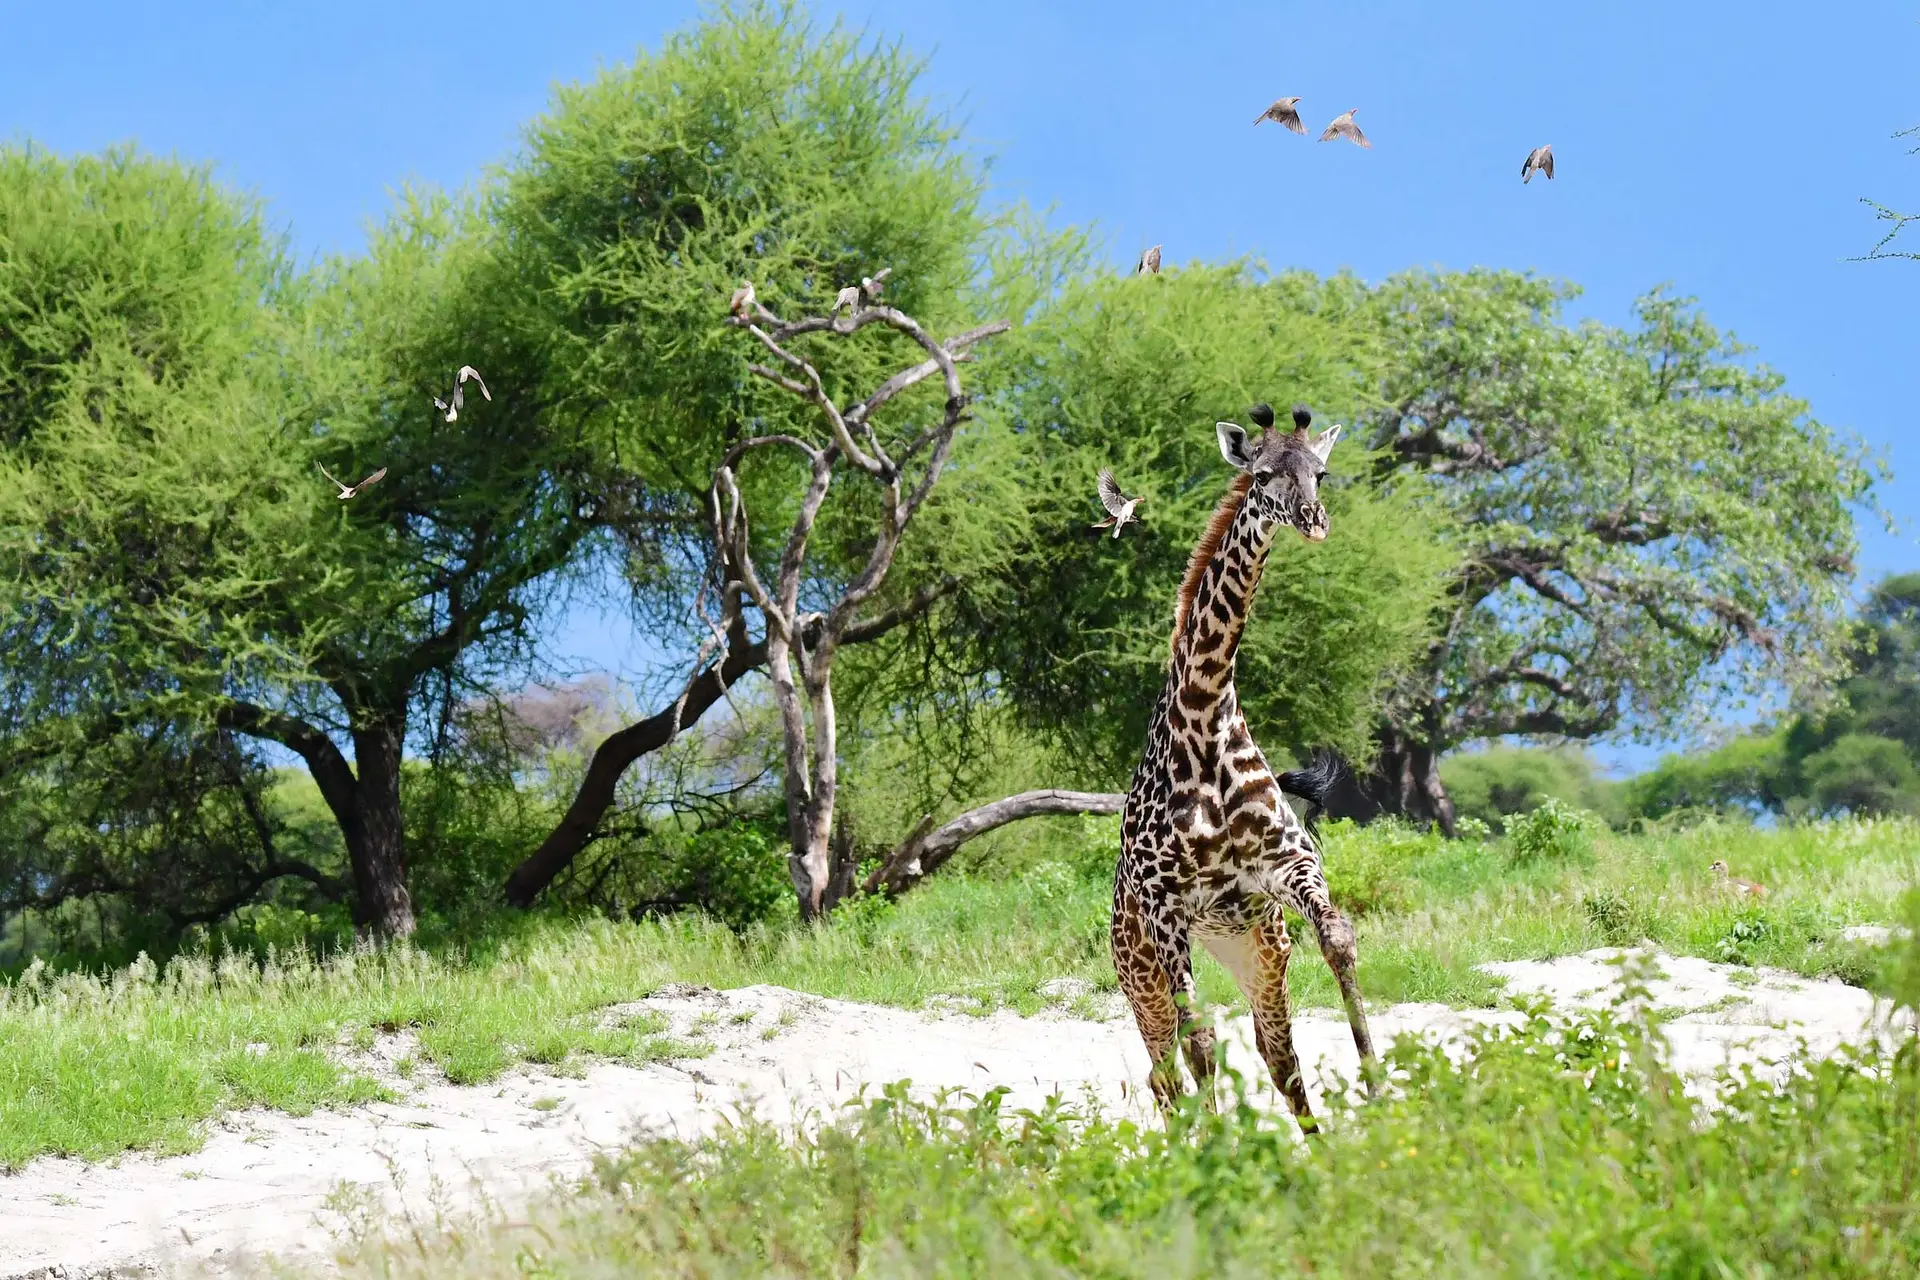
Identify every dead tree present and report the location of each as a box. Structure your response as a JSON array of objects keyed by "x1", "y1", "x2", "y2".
[{"x1": 715, "y1": 290, "x2": 1017, "y2": 918}]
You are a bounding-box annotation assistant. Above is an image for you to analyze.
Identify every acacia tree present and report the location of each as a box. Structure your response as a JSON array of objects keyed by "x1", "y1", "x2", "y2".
[
  {"x1": 0, "y1": 147, "x2": 600, "y2": 938},
  {"x1": 1291, "y1": 269, "x2": 1877, "y2": 831},
  {"x1": 490, "y1": 2, "x2": 1036, "y2": 907}
]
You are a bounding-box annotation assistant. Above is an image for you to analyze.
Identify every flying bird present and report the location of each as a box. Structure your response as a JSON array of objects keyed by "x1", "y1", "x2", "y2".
[
  {"x1": 1522, "y1": 144, "x2": 1555, "y2": 183},
  {"x1": 1319, "y1": 108, "x2": 1371, "y2": 149},
  {"x1": 317, "y1": 462, "x2": 387, "y2": 501},
  {"x1": 1092, "y1": 468, "x2": 1146, "y2": 538},
  {"x1": 1137, "y1": 244, "x2": 1162, "y2": 275},
  {"x1": 833, "y1": 284, "x2": 861, "y2": 314},
  {"x1": 728, "y1": 280, "x2": 756, "y2": 316},
  {"x1": 861, "y1": 267, "x2": 892, "y2": 301},
  {"x1": 431, "y1": 365, "x2": 491, "y2": 423},
  {"x1": 1253, "y1": 97, "x2": 1307, "y2": 134}
]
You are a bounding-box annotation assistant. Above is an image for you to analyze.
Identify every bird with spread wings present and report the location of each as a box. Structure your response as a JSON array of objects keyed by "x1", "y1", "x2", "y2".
[
  {"x1": 432, "y1": 365, "x2": 491, "y2": 423},
  {"x1": 1091, "y1": 468, "x2": 1146, "y2": 538},
  {"x1": 318, "y1": 462, "x2": 387, "y2": 500}
]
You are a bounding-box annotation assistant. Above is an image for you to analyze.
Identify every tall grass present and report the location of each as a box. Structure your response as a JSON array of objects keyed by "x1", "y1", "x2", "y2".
[{"x1": 2, "y1": 816, "x2": 1915, "y2": 1169}]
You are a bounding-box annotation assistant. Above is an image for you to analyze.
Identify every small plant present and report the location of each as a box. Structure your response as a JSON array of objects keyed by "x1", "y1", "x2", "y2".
[
  {"x1": 1583, "y1": 888, "x2": 1651, "y2": 946},
  {"x1": 1506, "y1": 797, "x2": 1596, "y2": 864},
  {"x1": 1715, "y1": 913, "x2": 1774, "y2": 965}
]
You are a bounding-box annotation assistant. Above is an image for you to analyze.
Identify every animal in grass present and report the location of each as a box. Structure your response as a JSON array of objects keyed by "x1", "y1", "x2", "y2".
[
  {"x1": 1137, "y1": 244, "x2": 1162, "y2": 275},
  {"x1": 1092, "y1": 468, "x2": 1146, "y2": 537},
  {"x1": 1522, "y1": 144, "x2": 1555, "y2": 183},
  {"x1": 1710, "y1": 859, "x2": 1769, "y2": 899},
  {"x1": 1112, "y1": 401, "x2": 1376, "y2": 1133}
]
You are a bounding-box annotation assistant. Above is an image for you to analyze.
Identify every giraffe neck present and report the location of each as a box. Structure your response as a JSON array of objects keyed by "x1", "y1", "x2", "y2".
[{"x1": 1171, "y1": 497, "x2": 1275, "y2": 717}]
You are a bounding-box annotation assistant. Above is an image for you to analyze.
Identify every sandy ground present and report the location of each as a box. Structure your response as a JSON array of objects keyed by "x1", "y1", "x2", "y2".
[{"x1": 1, "y1": 948, "x2": 1908, "y2": 1279}]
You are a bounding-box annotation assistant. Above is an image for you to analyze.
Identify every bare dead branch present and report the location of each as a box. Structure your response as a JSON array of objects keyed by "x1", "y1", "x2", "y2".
[{"x1": 862, "y1": 789, "x2": 1126, "y2": 898}]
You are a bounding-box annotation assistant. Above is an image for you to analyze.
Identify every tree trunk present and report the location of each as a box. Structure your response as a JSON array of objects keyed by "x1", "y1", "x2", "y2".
[
  {"x1": 1347, "y1": 723, "x2": 1457, "y2": 836},
  {"x1": 347, "y1": 720, "x2": 416, "y2": 939},
  {"x1": 501, "y1": 633, "x2": 768, "y2": 909}
]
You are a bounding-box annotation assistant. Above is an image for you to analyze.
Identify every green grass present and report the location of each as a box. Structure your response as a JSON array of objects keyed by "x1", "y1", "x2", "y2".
[
  {"x1": 2, "y1": 816, "x2": 1915, "y2": 1171},
  {"x1": 318, "y1": 949, "x2": 1920, "y2": 1278}
]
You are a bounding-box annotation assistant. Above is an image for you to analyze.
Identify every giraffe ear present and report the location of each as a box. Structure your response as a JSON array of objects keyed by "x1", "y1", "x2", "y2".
[
  {"x1": 1216, "y1": 421, "x2": 1254, "y2": 471},
  {"x1": 1309, "y1": 423, "x2": 1343, "y2": 463}
]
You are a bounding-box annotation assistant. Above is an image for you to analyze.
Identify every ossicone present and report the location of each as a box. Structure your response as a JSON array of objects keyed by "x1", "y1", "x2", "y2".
[{"x1": 1247, "y1": 402, "x2": 1275, "y2": 430}]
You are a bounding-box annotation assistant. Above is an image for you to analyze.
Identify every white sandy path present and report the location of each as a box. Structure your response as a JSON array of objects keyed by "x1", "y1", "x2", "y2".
[{"x1": 0, "y1": 949, "x2": 1904, "y2": 1279}]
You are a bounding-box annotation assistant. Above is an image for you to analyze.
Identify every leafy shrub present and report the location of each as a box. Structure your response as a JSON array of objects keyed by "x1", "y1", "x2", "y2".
[
  {"x1": 1317, "y1": 818, "x2": 1442, "y2": 917},
  {"x1": 1801, "y1": 733, "x2": 1920, "y2": 818},
  {"x1": 1623, "y1": 730, "x2": 1792, "y2": 821},
  {"x1": 1505, "y1": 797, "x2": 1596, "y2": 865},
  {"x1": 1715, "y1": 912, "x2": 1774, "y2": 965}
]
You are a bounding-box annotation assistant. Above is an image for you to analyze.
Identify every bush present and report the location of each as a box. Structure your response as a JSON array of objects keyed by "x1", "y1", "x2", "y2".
[
  {"x1": 1622, "y1": 730, "x2": 1791, "y2": 821},
  {"x1": 1801, "y1": 733, "x2": 1920, "y2": 818},
  {"x1": 1316, "y1": 818, "x2": 1444, "y2": 917},
  {"x1": 1441, "y1": 746, "x2": 1624, "y2": 832},
  {"x1": 1505, "y1": 797, "x2": 1597, "y2": 865}
]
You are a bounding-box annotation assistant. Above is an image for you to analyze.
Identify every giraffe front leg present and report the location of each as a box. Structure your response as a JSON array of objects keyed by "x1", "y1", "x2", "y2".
[
  {"x1": 1112, "y1": 887, "x2": 1184, "y2": 1111},
  {"x1": 1295, "y1": 862, "x2": 1379, "y2": 1095}
]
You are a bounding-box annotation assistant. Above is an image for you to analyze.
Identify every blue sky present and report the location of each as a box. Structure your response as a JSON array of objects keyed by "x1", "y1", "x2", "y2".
[{"x1": 4, "y1": 0, "x2": 1915, "y2": 771}]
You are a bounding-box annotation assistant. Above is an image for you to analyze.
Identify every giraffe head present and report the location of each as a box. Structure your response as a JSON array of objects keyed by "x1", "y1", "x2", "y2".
[{"x1": 1214, "y1": 403, "x2": 1342, "y2": 542}]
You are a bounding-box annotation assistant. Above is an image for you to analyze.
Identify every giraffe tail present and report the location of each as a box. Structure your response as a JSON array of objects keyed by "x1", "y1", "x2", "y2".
[{"x1": 1277, "y1": 748, "x2": 1349, "y2": 841}]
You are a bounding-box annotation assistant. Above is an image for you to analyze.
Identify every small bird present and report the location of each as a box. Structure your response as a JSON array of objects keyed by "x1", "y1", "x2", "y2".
[
  {"x1": 861, "y1": 267, "x2": 892, "y2": 301},
  {"x1": 833, "y1": 284, "x2": 861, "y2": 314},
  {"x1": 728, "y1": 280, "x2": 756, "y2": 316},
  {"x1": 1137, "y1": 245, "x2": 1162, "y2": 275},
  {"x1": 431, "y1": 365, "x2": 491, "y2": 423},
  {"x1": 1710, "y1": 860, "x2": 1769, "y2": 899},
  {"x1": 1254, "y1": 97, "x2": 1307, "y2": 134},
  {"x1": 317, "y1": 462, "x2": 387, "y2": 500},
  {"x1": 1522, "y1": 144, "x2": 1555, "y2": 183},
  {"x1": 1092, "y1": 468, "x2": 1146, "y2": 538},
  {"x1": 1319, "y1": 108, "x2": 1371, "y2": 149}
]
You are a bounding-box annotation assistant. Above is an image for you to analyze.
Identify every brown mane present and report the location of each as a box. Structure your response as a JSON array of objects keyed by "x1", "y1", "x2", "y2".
[{"x1": 1170, "y1": 472, "x2": 1254, "y2": 658}]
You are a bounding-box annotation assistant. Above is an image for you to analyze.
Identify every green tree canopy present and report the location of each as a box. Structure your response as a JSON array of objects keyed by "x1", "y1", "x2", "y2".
[
  {"x1": 929, "y1": 264, "x2": 1460, "y2": 782},
  {"x1": 1289, "y1": 268, "x2": 1876, "y2": 830}
]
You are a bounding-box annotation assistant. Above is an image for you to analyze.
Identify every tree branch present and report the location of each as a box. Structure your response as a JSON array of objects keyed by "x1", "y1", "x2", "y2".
[{"x1": 861, "y1": 789, "x2": 1124, "y2": 898}]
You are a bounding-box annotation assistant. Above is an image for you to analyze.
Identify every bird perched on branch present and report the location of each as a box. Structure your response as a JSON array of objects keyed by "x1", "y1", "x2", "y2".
[
  {"x1": 431, "y1": 365, "x2": 490, "y2": 423},
  {"x1": 1522, "y1": 144, "x2": 1555, "y2": 183},
  {"x1": 1254, "y1": 96, "x2": 1307, "y2": 134},
  {"x1": 861, "y1": 267, "x2": 892, "y2": 301},
  {"x1": 1710, "y1": 860, "x2": 1769, "y2": 899},
  {"x1": 1137, "y1": 244, "x2": 1162, "y2": 275},
  {"x1": 318, "y1": 462, "x2": 387, "y2": 500},
  {"x1": 728, "y1": 280, "x2": 756, "y2": 317},
  {"x1": 833, "y1": 284, "x2": 861, "y2": 314},
  {"x1": 1092, "y1": 468, "x2": 1146, "y2": 538},
  {"x1": 1319, "y1": 108, "x2": 1371, "y2": 148}
]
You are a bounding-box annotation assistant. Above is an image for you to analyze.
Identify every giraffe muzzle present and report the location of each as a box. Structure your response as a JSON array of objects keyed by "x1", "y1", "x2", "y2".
[{"x1": 1297, "y1": 502, "x2": 1330, "y2": 542}]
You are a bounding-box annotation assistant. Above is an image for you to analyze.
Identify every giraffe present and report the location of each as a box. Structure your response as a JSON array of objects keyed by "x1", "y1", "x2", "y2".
[{"x1": 1111, "y1": 401, "x2": 1378, "y2": 1132}]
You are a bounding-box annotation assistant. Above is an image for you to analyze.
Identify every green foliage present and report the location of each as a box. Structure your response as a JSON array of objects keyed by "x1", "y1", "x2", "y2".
[
  {"x1": 1801, "y1": 733, "x2": 1920, "y2": 818},
  {"x1": 1315, "y1": 818, "x2": 1453, "y2": 917},
  {"x1": 333, "y1": 983, "x2": 1920, "y2": 1277},
  {"x1": 1297, "y1": 269, "x2": 1874, "y2": 760},
  {"x1": 1441, "y1": 745, "x2": 1624, "y2": 831},
  {"x1": 1624, "y1": 729, "x2": 1793, "y2": 820},
  {"x1": 950, "y1": 264, "x2": 1459, "y2": 774},
  {"x1": 1505, "y1": 797, "x2": 1597, "y2": 865}
]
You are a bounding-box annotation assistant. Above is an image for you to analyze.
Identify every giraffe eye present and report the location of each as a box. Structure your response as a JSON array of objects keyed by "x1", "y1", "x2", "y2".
[
  {"x1": 1315, "y1": 470, "x2": 1328, "y2": 484},
  {"x1": 1253, "y1": 468, "x2": 1273, "y2": 485}
]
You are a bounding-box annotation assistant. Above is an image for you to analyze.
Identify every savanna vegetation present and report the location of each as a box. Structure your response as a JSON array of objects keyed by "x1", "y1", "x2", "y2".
[{"x1": 0, "y1": 4, "x2": 1915, "y2": 1273}]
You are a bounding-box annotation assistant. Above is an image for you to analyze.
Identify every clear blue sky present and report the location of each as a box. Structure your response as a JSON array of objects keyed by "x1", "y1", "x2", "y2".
[{"x1": 5, "y1": 1, "x2": 1915, "y2": 769}]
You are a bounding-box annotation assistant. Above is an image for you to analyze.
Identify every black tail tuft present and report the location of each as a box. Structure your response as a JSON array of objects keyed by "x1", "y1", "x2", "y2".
[{"x1": 1277, "y1": 747, "x2": 1347, "y2": 839}]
